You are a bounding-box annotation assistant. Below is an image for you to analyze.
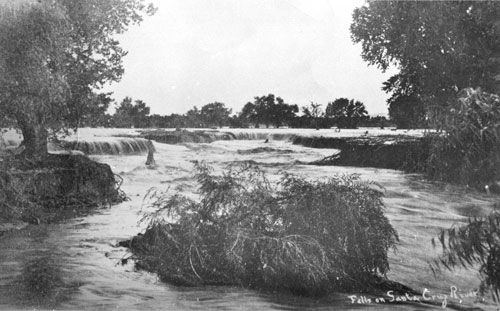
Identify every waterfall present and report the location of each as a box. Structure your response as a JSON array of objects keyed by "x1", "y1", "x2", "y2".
[
  {"x1": 230, "y1": 132, "x2": 296, "y2": 141},
  {"x1": 53, "y1": 138, "x2": 155, "y2": 155},
  {"x1": 141, "y1": 130, "x2": 297, "y2": 145}
]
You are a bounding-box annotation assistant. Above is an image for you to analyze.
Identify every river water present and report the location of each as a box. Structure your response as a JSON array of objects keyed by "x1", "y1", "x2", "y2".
[{"x1": 0, "y1": 128, "x2": 498, "y2": 310}]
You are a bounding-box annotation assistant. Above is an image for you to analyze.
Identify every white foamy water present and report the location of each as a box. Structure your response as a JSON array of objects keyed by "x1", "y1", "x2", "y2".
[{"x1": 0, "y1": 128, "x2": 497, "y2": 310}]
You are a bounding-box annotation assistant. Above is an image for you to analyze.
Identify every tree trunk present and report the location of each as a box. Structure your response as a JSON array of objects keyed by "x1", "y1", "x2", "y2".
[{"x1": 17, "y1": 117, "x2": 48, "y2": 158}]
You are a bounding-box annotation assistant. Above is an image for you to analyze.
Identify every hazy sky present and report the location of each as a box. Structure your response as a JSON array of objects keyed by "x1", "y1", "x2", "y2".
[{"x1": 104, "y1": 0, "x2": 396, "y2": 116}]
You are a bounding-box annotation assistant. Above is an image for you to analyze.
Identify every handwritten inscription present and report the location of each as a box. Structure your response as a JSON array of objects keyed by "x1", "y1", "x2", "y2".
[{"x1": 348, "y1": 286, "x2": 478, "y2": 308}]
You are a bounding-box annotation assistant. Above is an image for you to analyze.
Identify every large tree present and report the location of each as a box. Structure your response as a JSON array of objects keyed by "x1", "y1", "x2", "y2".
[
  {"x1": 185, "y1": 106, "x2": 203, "y2": 128},
  {"x1": 239, "y1": 102, "x2": 258, "y2": 128},
  {"x1": 269, "y1": 98, "x2": 298, "y2": 128},
  {"x1": 351, "y1": 1, "x2": 500, "y2": 126},
  {"x1": 0, "y1": 0, "x2": 155, "y2": 157},
  {"x1": 242, "y1": 94, "x2": 297, "y2": 128},
  {"x1": 112, "y1": 97, "x2": 151, "y2": 128},
  {"x1": 302, "y1": 102, "x2": 323, "y2": 129},
  {"x1": 200, "y1": 102, "x2": 232, "y2": 128},
  {"x1": 325, "y1": 98, "x2": 368, "y2": 129}
]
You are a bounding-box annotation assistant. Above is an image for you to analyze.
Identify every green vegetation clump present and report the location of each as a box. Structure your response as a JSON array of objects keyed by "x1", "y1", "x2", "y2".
[
  {"x1": 127, "y1": 162, "x2": 398, "y2": 295},
  {"x1": 425, "y1": 88, "x2": 500, "y2": 188}
]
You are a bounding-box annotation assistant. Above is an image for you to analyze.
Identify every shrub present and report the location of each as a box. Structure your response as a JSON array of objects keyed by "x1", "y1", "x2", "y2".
[
  {"x1": 425, "y1": 88, "x2": 500, "y2": 187},
  {"x1": 128, "y1": 162, "x2": 398, "y2": 295},
  {"x1": 432, "y1": 210, "x2": 500, "y2": 301},
  {"x1": 427, "y1": 88, "x2": 500, "y2": 302}
]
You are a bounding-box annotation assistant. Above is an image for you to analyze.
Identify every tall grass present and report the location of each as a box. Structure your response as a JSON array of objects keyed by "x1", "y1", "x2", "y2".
[{"x1": 129, "y1": 162, "x2": 398, "y2": 295}]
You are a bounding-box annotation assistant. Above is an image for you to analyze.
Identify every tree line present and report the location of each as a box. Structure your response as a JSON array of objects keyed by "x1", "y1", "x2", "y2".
[
  {"x1": 3, "y1": 1, "x2": 498, "y2": 154},
  {"x1": 85, "y1": 94, "x2": 390, "y2": 129}
]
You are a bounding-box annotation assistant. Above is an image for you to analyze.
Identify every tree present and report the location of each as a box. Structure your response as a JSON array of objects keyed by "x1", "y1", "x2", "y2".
[
  {"x1": 302, "y1": 102, "x2": 323, "y2": 129},
  {"x1": 200, "y1": 102, "x2": 232, "y2": 128},
  {"x1": 387, "y1": 95, "x2": 426, "y2": 129},
  {"x1": 0, "y1": 1, "x2": 155, "y2": 158},
  {"x1": 131, "y1": 100, "x2": 151, "y2": 128},
  {"x1": 351, "y1": 1, "x2": 500, "y2": 126},
  {"x1": 241, "y1": 94, "x2": 298, "y2": 128},
  {"x1": 325, "y1": 98, "x2": 349, "y2": 120},
  {"x1": 270, "y1": 98, "x2": 298, "y2": 128},
  {"x1": 325, "y1": 98, "x2": 368, "y2": 129},
  {"x1": 112, "y1": 97, "x2": 151, "y2": 128},
  {"x1": 254, "y1": 94, "x2": 276, "y2": 128},
  {"x1": 79, "y1": 93, "x2": 114, "y2": 127},
  {"x1": 382, "y1": 71, "x2": 427, "y2": 129},
  {"x1": 186, "y1": 106, "x2": 203, "y2": 128},
  {"x1": 239, "y1": 102, "x2": 258, "y2": 128}
]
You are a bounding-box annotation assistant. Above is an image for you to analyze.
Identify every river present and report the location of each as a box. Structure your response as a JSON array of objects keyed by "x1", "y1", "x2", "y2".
[{"x1": 0, "y1": 128, "x2": 497, "y2": 310}]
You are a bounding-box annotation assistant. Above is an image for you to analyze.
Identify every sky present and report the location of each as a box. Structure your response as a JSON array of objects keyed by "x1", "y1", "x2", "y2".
[{"x1": 103, "y1": 0, "x2": 397, "y2": 116}]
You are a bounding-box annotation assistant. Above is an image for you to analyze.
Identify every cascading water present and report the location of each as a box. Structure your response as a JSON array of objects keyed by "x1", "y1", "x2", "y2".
[{"x1": 52, "y1": 138, "x2": 155, "y2": 155}]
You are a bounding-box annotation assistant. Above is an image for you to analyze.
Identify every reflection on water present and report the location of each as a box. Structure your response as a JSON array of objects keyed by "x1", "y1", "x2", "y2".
[
  {"x1": 16, "y1": 255, "x2": 70, "y2": 308},
  {"x1": 0, "y1": 129, "x2": 498, "y2": 310}
]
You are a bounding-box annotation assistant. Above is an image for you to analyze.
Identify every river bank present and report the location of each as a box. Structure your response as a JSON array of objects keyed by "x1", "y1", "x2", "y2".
[{"x1": 0, "y1": 153, "x2": 125, "y2": 235}]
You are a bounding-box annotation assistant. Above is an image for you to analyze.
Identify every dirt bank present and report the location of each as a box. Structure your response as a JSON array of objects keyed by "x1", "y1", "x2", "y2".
[
  {"x1": 292, "y1": 135, "x2": 429, "y2": 171},
  {"x1": 0, "y1": 154, "x2": 125, "y2": 229}
]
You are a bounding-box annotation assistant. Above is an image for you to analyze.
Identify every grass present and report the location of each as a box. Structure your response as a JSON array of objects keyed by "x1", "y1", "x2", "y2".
[{"x1": 127, "y1": 161, "x2": 398, "y2": 295}]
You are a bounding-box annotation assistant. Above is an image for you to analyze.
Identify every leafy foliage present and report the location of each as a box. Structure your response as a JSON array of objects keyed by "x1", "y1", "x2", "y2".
[
  {"x1": 200, "y1": 102, "x2": 232, "y2": 128},
  {"x1": 432, "y1": 211, "x2": 500, "y2": 301},
  {"x1": 240, "y1": 94, "x2": 298, "y2": 128},
  {"x1": 425, "y1": 88, "x2": 500, "y2": 187},
  {"x1": 383, "y1": 72, "x2": 427, "y2": 129},
  {"x1": 112, "y1": 97, "x2": 151, "y2": 128},
  {"x1": 325, "y1": 98, "x2": 369, "y2": 129},
  {"x1": 128, "y1": 162, "x2": 398, "y2": 295},
  {"x1": 301, "y1": 102, "x2": 323, "y2": 129},
  {"x1": 351, "y1": 1, "x2": 500, "y2": 127},
  {"x1": 0, "y1": 0, "x2": 154, "y2": 157}
]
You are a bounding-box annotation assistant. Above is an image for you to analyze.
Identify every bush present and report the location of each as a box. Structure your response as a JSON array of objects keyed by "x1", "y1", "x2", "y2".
[
  {"x1": 432, "y1": 210, "x2": 500, "y2": 301},
  {"x1": 425, "y1": 88, "x2": 500, "y2": 188},
  {"x1": 427, "y1": 88, "x2": 500, "y2": 302},
  {"x1": 128, "y1": 162, "x2": 398, "y2": 295}
]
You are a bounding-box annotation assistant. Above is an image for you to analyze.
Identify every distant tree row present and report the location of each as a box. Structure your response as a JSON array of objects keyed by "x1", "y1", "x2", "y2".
[{"x1": 79, "y1": 93, "x2": 392, "y2": 129}]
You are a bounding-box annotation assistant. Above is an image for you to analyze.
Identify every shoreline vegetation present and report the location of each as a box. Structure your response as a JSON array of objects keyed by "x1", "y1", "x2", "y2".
[{"x1": 0, "y1": 153, "x2": 126, "y2": 234}]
